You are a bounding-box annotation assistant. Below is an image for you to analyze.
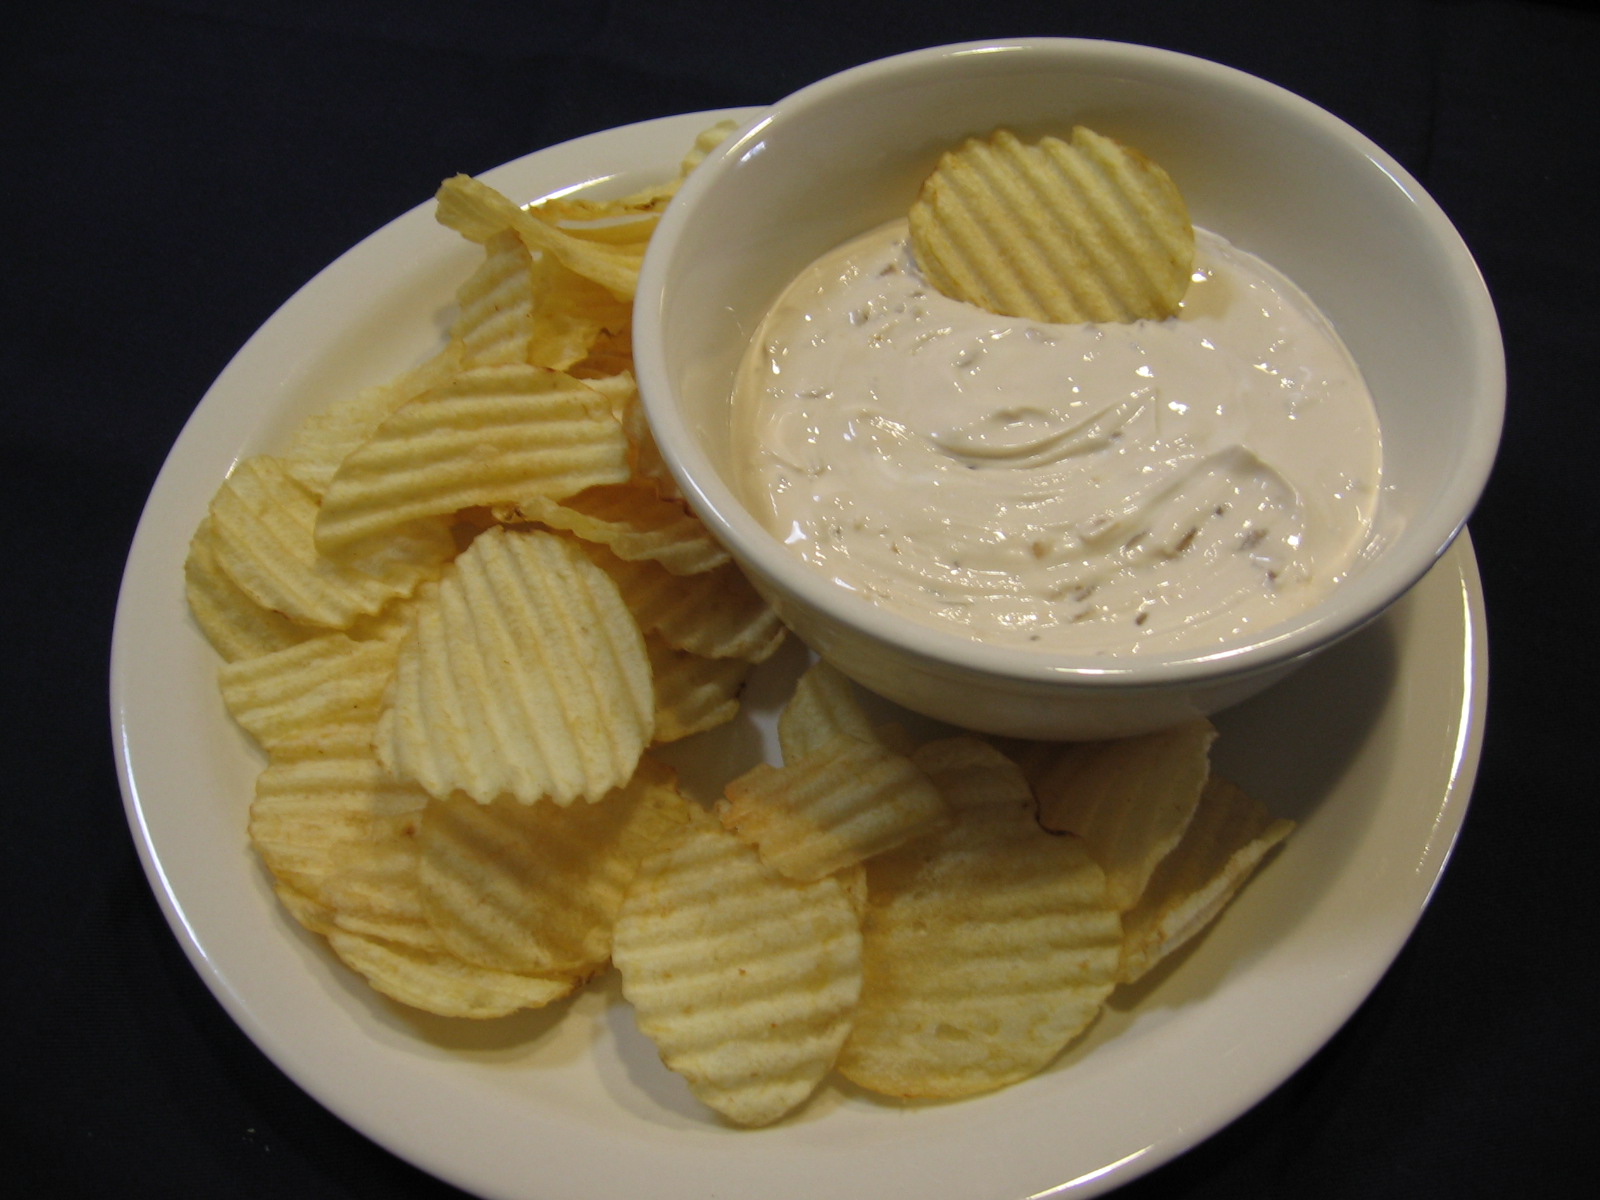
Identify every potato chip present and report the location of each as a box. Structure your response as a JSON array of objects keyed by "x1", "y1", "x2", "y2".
[
  {"x1": 434, "y1": 174, "x2": 647, "y2": 299},
  {"x1": 184, "y1": 516, "x2": 316, "y2": 662},
  {"x1": 1117, "y1": 776, "x2": 1293, "y2": 983},
  {"x1": 837, "y1": 782, "x2": 1121, "y2": 1099},
  {"x1": 375, "y1": 526, "x2": 653, "y2": 805},
  {"x1": 209, "y1": 455, "x2": 454, "y2": 629},
  {"x1": 251, "y1": 718, "x2": 588, "y2": 1015},
  {"x1": 776, "y1": 659, "x2": 878, "y2": 764},
  {"x1": 323, "y1": 928, "x2": 582, "y2": 1020},
  {"x1": 612, "y1": 811, "x2": 863, "y2": 1126},
  {"x1": 582, "y1": 543, "x2": 785, "y2": 662},
  {"x1": 314, "y1": 364, "x2": 631, "y2": 557},
  {"x1": 417, "y1": 756, "x2": 690, "y2": 975},
  {"x1": 592, "y1": 368, "x2": 680, "y2": 498},
  {"x1": 219, "y1": 632, "x2": 399, "y2": 751},
  {"x1": 280, "y1": 344, "x2": 463, "y2": 497},
  {"x1": 646, "y1": 636, "x2": 752, "y2": 743},
  {"x1": 453, "y1": 230, "x2": 630, "y2": 373},
  {"x1": 720, "y1": 734, "x2": 948, "y2": 882},
  {"x1": 909, "y1": 126, "x2": 1194, "y2": 324},
  {"x1": 450, "y1": 229, "x2": 542, "y2": 367},
  {"x1": 1030, "y1": 718, "x2": 1217, "y2": 911},
  {"x1": 248, "y1": 720, "x2": 433, "y2": 947},
  {"x1": 910, "y1": 735, "x2": 1034, "y2": 812},
  {"x1": 498, "y1": 482, "x2": 729, "y2": 575}
]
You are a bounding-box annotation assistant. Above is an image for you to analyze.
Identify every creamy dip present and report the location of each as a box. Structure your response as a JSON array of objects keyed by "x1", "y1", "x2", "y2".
[{"x1": 731, "y1": 221, "x2": 1382, "y2": 655}]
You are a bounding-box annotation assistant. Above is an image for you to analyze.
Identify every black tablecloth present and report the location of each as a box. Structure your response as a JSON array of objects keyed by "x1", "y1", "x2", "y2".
[{"x1": 8, "y1": 2, "x2": 1595, "y2": 1196}]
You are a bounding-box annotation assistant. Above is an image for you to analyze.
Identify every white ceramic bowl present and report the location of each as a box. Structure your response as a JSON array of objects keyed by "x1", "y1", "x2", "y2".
[{"x1": 633, "y1": 38, "x2": 1502, "y2": 739}]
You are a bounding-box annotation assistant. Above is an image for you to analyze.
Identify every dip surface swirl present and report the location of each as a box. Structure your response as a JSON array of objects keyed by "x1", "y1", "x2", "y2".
[{"x1": 731, "y1": 221, "x2": 1382, "y2": 655}]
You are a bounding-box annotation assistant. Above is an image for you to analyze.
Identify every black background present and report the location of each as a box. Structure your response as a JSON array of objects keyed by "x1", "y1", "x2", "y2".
[{"x1": 6, "y1": 2, "x2": 1595, "y2": 1196}]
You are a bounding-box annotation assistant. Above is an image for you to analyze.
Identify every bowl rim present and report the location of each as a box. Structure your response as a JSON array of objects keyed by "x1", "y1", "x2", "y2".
[{"x1": 633, "y1": 36, "x2": 1505, "y2": 688}]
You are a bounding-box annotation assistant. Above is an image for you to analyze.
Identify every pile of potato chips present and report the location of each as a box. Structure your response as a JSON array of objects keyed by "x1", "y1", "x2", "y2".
[{"x1": 186, "y1": 122, "x2": 1291, "y2": 1127}]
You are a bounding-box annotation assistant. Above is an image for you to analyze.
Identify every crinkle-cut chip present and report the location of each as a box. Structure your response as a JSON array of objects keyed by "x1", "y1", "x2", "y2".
[
  {"x1": 777, "y1": 659, "x2": 878, "y2": 764},
  {"x1": 612, "y1": 812, "x2": 863, "y2": 1126},
  {"x1": 497, "y1": 483, "x2": 729, "y2": 576},
  {"x1": 323, "y1": 927, "x2": 581, "y2": 1019},
  {"x1": 434, "y1": 174, "x2": 646, "y2": 299},
  {"x1": 219, "y1": 632, "x2": 399, "y2": 750},
  {"x1": 209, "y1": 455, "x2": 454, "y2": 629},
  {"x1": 453, "y1": 231, "x2": 630, "y2": 373},
  {"x1": 272, "y1": 879, "x2": 337, "y2": 936},
  {"x1": 185, "y1": 517, "x2": 317, "y2": 662},
  {"x1": 375, "y1": 526, "x2": 653, "y2": 806},
  {"x1": 451, "y1": 229, "x2": 540, "y2": 367},
  {"x1": 343, "y1": 599, "x2": 415, "y2": 645},
  {"x1": 248, "y1": 721, "x2": 426, "y2": 893},
  {"x1": 719, "y1": 734, "x2": 948, "y2": 882},
  {"x1": 247, "y1": 721, "x2": 434, "y2": 944},
  {"x1": 589, "y1": 368, "x2": 682, "y2": 500},
  {"x1": 647, "y1": 636, "x2": 751, "y2": 743},
  {"x1": 909, "y1": 126, "x2": 1194, "y2": 325},
  {"x1": 525, "y1": 252, "x2": 631, "y2": 370},
  {"x1": 250, "y1": 722, "x2": 444, "y2": 956},
  {"x1": 281, "y1": 344, "x2": 463, "y2": 497},
  {"x1": 1031, "y1": 718, "x2": 1216, "y2": 911},
  {"x1": 582, "y1": 543, "x2": 785, "y2": 663},
  {"x1": 417, "y1": 755, "x2": 691, "y2": 975},
  {"x1": 1118, "y1": 776, "x2": 1293, "y2": 984},
  {"x1": 837, "y1": 794, "x2": 1121, "y2": 1099},
  {"x1": 910, "y1": 735, "x2": 1034, "y2": 811},
  {"x1": 314, "y1": 364, "x2": 631, "y2": 557}
]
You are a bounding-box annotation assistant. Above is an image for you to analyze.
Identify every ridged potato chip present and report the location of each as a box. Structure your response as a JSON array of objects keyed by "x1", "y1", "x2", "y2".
[
  {"x1": 612, "y1": 812, "x2": 863, "y2": 1126},
  {"x1": 251, "y1": 720, "x2": 585, "y2": 1014},
  {"x1": 281, "y1": 344, "x2": 463, "y2": 497},
  {"x1": 1118, "y1": 775, "x2": 1293, "y2": 983},
  {"x1": 595, "y1": 371, "x2": 680, "y2": 498},
  {"x1": 720, "y1": 734, "x2": 948, "y2": 882},
  {"x1": 646, "y1": 636, "x2": 752, "y2": 743},
  {"x1": 219, "y1": 632, "x2": 399, "y2": 751},
  {"x1": 909, "y1": 126, "x2": 1194, "y2": 324},
  {"x1": 375, "y1": 526, "x2": 653, "y2": 805},
  {"x1": 249, "y1": 722, "x2": 425, "y2": 892},
  {"x1": 776, "y1": 659, "x2": 878, "y2": 764},
  {"x1": 434, "y1": 174, "x2": 648, "y2": 300},
  {"x1": 499, "y1": 482, "x2": 728, "y2": 575},
  {"x1": 582, "y1": 543, "x2": 786, "y2": 662},
  {"x1": 452, "y1": 230, "x2": 629, "y2": 372},
  {"x1": 1030, "y1": 718, "x2": 1217, "y2": 910},
  {"x1": 184, "y1": 517, "x2": 315, "y2": 662},
  {"x1": 209, "y1": 455, "x2": 454, "y2": 629},
  {"x1": 314, "y1": 364, "x2": 631, "y2": 556},
  {"x1": 248, "y1": 720, "x2": 434, "y2": 948},
  {"x1": 323, "y1": 928, "x2": 581, "y2": 1020},
  {"x1": 910, "y1": 734, "x2": 1034, "y2": 812},
  {"x1": 417, "y1": 756, "x2": 691, "y2": 975},
  {"x1": 837, "y1": 773, "x2": 1121, "y2": 1099}
]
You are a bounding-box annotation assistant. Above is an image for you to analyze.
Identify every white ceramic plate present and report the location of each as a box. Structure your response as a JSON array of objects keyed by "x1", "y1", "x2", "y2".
[{"x1": 111, "y1": 110, "x2": 1487, "y2": 1200}]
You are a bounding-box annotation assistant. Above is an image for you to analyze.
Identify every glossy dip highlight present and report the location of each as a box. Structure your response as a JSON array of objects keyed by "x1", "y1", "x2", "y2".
[{"x1": 730, "y1": 221, "x2": 1382, "y2": 656}]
